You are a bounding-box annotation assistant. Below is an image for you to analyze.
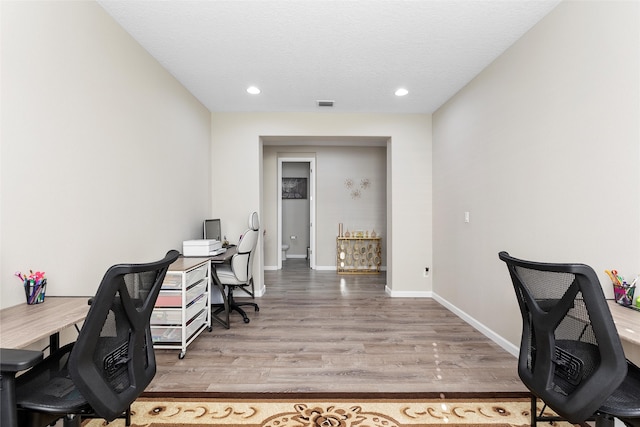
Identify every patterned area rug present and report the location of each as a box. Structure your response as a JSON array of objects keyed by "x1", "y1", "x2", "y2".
[{"x1": 82, "y1": 396, "x2": 576, "y2": 426}]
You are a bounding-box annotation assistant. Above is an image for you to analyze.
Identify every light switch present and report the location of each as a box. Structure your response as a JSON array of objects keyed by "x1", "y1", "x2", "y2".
[{"x1": 464, "y1": 211, "x2": 470, "y2": 223}]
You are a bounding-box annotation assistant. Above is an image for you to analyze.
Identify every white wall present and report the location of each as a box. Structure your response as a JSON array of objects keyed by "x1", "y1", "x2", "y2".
[
  {"x1": 1, "y1": 1, "x2": 211, "y2": 309},
  {"x1": 211, "y1": 113, "x2": 432, "y2": 295},
  {"x1": 433, "y1": 0, "x2": 640, "y2": 349}
]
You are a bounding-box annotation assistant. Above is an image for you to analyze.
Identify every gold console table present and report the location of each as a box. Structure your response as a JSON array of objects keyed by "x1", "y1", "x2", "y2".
[{"x1": 336, "y1": 236, "x2": 382, "y2": 274}]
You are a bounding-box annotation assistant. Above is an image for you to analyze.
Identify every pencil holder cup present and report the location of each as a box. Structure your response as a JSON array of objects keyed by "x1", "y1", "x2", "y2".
[
  {"x1": 613, "y1": 283, "x2": 635, "y2": 307},
  {"x1": 25, "y1": 279, "x2": 46, "y2": 305}
]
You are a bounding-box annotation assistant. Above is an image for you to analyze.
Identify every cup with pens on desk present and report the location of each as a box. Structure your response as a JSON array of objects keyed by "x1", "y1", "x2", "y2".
[
  {"x1": 605, "y1": 269, "x2": 638, "y2": 309},
  {"x1": 15, "y1": 270, "x2": 47, "y2": 305}
]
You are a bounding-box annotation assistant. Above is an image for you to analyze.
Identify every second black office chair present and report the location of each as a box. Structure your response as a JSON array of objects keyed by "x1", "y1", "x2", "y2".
[
  {"x1": 8, "y1": 250, "x2": 179, "y2": 427},
  {"x1": 499, "y1": 251, "x2": 640, "y2": 427},
  {"x1": 213, "y1": 211, "x2": 260, "y2": 323}
]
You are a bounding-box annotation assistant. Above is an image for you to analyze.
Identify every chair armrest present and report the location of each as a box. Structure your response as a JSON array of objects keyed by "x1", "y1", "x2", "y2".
[{"x1": 0, "y1": 348, "x2": 43, "y2": 373}]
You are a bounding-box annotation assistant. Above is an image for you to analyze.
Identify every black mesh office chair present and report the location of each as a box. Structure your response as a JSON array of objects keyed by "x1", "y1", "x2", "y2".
[
  {"x1": 4, "y1": 250, "x2": 179, "y2": 427},
  {"x1": 213, "y1": 212, "x2": 260, "y2": 323},
  {"x1": 499, "y1": 251, "x2": 640, "y2": 427}
]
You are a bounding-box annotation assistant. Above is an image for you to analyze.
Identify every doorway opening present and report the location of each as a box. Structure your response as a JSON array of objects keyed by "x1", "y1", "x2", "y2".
[{"x1": 278, "y1": 157, "x2": 316, "y2": 270}]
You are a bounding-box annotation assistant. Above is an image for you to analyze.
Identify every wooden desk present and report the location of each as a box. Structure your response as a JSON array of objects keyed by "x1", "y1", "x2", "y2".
[
  {"x1": 608, "y1": 300, "x2": 640, "y2": 365},
  {"x1": 0, "y1": 297, "x2": 90, "y2": 350},
  {"x1": 210, "y1": 246, "x2": 237, "y2": 264}
]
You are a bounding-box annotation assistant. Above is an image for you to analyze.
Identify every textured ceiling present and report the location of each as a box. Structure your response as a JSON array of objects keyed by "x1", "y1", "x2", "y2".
[{"x1": 97, "y1": 0, "x2": 560, "y2": 114}]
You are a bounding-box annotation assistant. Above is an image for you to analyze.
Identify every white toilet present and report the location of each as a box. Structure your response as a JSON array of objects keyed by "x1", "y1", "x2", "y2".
[{"x1": 282, "y1": 244, "x2": 290, "y2": 260}]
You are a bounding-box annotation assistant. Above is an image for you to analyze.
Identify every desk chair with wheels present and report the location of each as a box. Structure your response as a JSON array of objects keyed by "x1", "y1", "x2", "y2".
[
  {"x1": 498, "y1": 251, "x2": 640, "y2": 427},
  {"x1": 1, "y1": 250, "x2": 179, "y2": 427},
  {"x1": 213, "y1": 212, "x2": 260, "y2": 323}
]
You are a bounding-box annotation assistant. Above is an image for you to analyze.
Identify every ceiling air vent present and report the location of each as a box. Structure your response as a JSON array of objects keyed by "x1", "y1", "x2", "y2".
[{"x1": 317, "y1": 100, "x2": 334, "y2": 107}]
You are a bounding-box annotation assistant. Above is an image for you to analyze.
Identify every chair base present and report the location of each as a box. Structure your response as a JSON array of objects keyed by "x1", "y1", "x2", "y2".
[
  {"x1": 529, "y1": 395, "x2": 640, "y2": 427},
  {"x1": 213, "y1": 285, "x2": 259, "y2": 324},
  {"x1": 227, "y1": 301, "x2": 259, "y2": 323},
  {"x1": 82, "y1": 407, "x2": 132, "y2": 426},
  {"x1": 18, "y1": 405, "x2": 132, "y2": 427},
  {"x1": 530, "y1": 395, "x2": 566, "y2": 426}
]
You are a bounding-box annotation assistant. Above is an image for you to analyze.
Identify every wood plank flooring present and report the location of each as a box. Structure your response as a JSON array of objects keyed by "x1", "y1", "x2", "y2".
[{"x1": 148, "y1": 259, "x2": 525, "y2": 395}]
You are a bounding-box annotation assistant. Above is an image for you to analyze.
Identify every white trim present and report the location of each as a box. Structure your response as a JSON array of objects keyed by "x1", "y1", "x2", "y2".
[
  {"x1": 251, "y1": 282, "x2": 265, "y2": 297},
  {"x1": 264, "y1": 265, "x2": 278, "y2": 271},
  {"x1": 283, "y1": 254, "x2": 307, "y2": 259},
  {"x1": 385, "y1": 287, "x2": 432, "y2": 298},
  {"x1": 432, "y1": 293, "x2": 519, "y2": 358}
]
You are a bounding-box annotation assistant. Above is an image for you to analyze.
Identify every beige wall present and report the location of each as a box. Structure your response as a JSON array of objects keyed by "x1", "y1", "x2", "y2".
[
  {"x1": 211, "y1": 113, "x2": 432, "y2": 296},
  {"x1": 0, "y1": 1, "x2": 211, "y2": 309},
  {"x1": 433, "y1": 0, "x2": 640, "y2": 352}
]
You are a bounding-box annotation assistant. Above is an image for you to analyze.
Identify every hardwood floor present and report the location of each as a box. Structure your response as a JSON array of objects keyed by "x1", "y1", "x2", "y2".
[{"x1": 148, "y1": 259, "x2": 525, "y2": 395}]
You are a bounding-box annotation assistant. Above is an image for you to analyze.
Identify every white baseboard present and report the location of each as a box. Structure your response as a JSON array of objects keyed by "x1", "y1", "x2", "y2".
[
  {"x1": 265, "y1": 264, "x2": 334, "y2": 270},
  {"x1": 266, "y1": 265, "x2": 388, "y2": 272},
  {"x1": 432, "y1": 293, "x2": 519, "y2": 358},
  {"x1": 284, "y1": 254, "x2": 307, "y2": 259},
  {"x1": 385, "y1": 287, "x2": 432, "y2": 298},
  {"x1": 314, "y1": 266, "x2": 388, "y2": 272}
]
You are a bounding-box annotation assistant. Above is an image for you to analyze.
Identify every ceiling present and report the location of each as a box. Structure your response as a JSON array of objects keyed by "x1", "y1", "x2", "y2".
[{"x1": 97, "y1": 0, "x2": 560, "y2": 114}]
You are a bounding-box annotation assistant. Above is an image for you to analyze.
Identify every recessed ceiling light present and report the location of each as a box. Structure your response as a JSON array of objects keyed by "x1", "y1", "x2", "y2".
[
  {"x1": 395, "y1": 88, "x2": 409, "y2": 97},
  {"x1": 247, "y1": 86, "x2": 261, "y2": 95}
]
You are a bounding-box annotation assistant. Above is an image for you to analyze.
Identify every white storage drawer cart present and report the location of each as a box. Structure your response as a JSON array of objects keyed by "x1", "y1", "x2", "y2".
[{"x1": 151, "y1": 257, "x2": 211, "y2": 359}]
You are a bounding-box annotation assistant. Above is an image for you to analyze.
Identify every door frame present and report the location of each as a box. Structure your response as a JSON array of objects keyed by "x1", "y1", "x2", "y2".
[{"x1": 278, "y1": 156, "x2": 316, "y2": 269}]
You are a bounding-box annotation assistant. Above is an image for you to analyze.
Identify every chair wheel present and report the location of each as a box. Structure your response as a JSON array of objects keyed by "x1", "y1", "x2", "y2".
[
  {"x1": 243, "y1": 317, "x2": 250, "y2": 323},
  {"x1": 255, "y1": 306, "x2": 260, "y2": 312}
]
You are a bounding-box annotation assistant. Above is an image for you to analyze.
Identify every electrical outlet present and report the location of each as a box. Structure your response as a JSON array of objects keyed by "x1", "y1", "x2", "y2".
[{"x1": 424, "y1": 267, "x2": 430, "y2": 277}]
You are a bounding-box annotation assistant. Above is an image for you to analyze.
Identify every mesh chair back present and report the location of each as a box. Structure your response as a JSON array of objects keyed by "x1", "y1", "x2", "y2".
[
  {"x1": 68, "y1": 250, "x2": 179, "y2": 421},
  {"x1": 498, "y1": 251, "x2": 627, "y2": 423}
]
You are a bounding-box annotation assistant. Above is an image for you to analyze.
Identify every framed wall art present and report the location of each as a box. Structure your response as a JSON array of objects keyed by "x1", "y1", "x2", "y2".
[{"x1": 282, "y1": 177, "x2": 308, "y2": 199}]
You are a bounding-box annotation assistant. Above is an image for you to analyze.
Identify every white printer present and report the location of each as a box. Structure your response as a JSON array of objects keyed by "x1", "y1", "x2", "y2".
[{"x1": 182, "y1": 239, "x2": 224, "y2": 256}]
